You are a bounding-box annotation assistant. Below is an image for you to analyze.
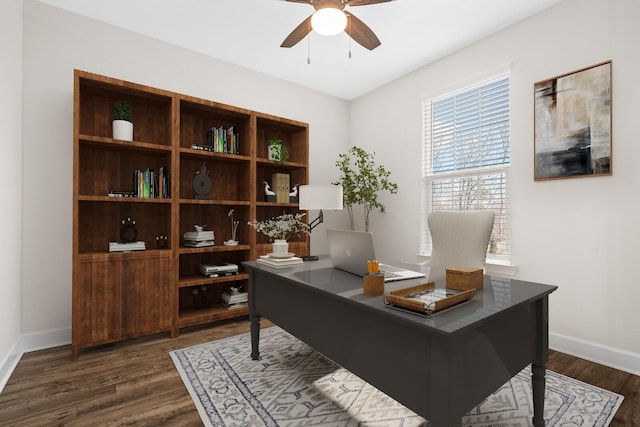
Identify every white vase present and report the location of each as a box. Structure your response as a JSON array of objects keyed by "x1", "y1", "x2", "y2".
[
  {"x1": 268, "y1": 145, "x2": 279, "y2": 161},
  {"x1": 272, "y1": 239, "x2": 289, "y2": 255},
  {"x1": 113, "y1": 120, "x2": 133, "y2": 141}
]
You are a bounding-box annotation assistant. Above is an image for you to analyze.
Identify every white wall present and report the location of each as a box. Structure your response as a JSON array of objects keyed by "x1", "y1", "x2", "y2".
[
  {"x1": 17, "y1": 0, "x2": 349, "y2": 347},
  {"x1": 350, "y1": 0, "x2": 640, "y2": 374},
  {"x1": 0, "y1": 0, "x2": 24, "y2": 391}
]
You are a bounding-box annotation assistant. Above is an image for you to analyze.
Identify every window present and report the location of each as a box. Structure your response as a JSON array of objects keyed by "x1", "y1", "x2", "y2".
[{"x1": 421, "y1": 67, "x2": 511, "y2": 263}]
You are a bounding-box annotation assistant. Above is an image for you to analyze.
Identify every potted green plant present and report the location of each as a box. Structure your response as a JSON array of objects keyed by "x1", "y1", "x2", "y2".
[
  {"x1": 267, "y1": 138, "x2": 289, "y2": 165},
  {"x1": 333, "y1": 146, "x2": 398, "y2": 232},
  {"x1": 113, "y1": 100, "x2": 133, "y2": 141}
]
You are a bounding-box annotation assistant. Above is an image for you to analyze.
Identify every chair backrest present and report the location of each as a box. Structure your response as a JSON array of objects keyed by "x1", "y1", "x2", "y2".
[{"x1": 427, "y1": 210, "x2": 495, "y2": 269}]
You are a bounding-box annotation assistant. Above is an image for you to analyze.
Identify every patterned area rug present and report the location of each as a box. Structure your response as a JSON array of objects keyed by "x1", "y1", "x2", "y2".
[{"x1": 170, "y1": 327, "x2": 623, "y2": 427}]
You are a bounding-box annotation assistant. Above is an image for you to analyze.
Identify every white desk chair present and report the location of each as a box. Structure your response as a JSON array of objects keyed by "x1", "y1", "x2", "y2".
[{"x1": 426, "y1": 210, "x2": 495, "y2": 269}]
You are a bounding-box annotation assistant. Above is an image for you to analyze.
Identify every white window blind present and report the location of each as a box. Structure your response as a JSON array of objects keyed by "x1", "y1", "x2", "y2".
[{"x1": 421, "y1": 69, "x2": 511, "y2": 262}]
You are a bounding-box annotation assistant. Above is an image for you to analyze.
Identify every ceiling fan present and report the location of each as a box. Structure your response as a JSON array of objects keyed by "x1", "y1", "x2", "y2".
[{"x1": 280, "y1": 0, "x2": 392, "y2": 51}]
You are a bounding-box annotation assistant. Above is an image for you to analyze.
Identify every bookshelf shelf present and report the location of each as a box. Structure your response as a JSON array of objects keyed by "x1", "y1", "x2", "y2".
[
  {"x1": 178, "y1": 245, "x2": 251, "y2": 255},
  {"x1": 179, "y1": 199, "x2": 251, "y2": 206},
  {"x1": 177, "y1": 305, "x2": 249, "y2": 328},
  {"x1": 78, "y1": 195, "x2": 172, "y2": 203},
  {"x1": 178, "y1": 273, "x2": 250, "y2": 288},
  {"x1": 72, "y1": 70, "x2": 308, "y2": 359},
  {"x1": 79, "y1": 135, "x2": 173, "y2": 153}
]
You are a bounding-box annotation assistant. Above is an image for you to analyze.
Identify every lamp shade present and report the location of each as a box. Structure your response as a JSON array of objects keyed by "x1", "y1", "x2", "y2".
[
  {"x1": 311, "y1": 8, "x2": 347, "y2": 36},
  {"x1": 299, "y1": 185, "x2": 343, "y2": 210}
]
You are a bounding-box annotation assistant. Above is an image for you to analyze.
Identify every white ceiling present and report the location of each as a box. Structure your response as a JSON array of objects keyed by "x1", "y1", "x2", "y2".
[{"x1": 37, "y1": 0, "x2": 563, "y2": 100}]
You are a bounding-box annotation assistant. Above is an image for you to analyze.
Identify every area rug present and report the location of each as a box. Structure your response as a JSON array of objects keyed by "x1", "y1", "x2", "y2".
[{"x1": 170, "y1": 327, "x2": 623, "y2": 427}]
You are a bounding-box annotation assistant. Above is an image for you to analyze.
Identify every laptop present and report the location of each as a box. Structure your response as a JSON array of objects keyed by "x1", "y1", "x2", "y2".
[{"x1": 326, "y1": 229, "x2": 426, "y2": 282}]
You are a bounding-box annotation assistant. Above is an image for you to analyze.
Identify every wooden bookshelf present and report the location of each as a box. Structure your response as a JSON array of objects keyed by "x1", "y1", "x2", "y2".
[{"x1": 72, "y1": 70, "x2": 309, "y2": 359}]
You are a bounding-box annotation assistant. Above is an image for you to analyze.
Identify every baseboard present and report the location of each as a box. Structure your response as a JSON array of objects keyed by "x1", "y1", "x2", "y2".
[
  {"x1": 0, "y1": 337, "x2": 23, "y2": 393},
  {"x1": 550, "y1": 331, "x2": 640, "y2": 376},
  {"x1": 0, "y1": 327, "x2": 71, "y2": 393}
]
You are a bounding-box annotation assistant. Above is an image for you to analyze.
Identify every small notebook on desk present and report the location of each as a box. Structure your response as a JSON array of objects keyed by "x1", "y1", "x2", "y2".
[{"x1": 326, "y1": 229, "x2": 425, "y2": 282}]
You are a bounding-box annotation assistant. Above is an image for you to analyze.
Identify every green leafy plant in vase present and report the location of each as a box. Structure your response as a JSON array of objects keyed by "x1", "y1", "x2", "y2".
[
  {"x1": 113, "y1": 100, "x2": 133, "y2": 141},
  {"x1": 268, "y1": 138, "x2": 289, "y2": 165}
]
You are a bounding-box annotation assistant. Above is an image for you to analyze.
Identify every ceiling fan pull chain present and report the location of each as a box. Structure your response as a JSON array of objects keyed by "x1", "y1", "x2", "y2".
[
  {"x1": 307, "y1": 32, "x2": 311, "y2": 64},
  {"x1": 348, "y1": 16, "x2": 352, "y2": 59}
]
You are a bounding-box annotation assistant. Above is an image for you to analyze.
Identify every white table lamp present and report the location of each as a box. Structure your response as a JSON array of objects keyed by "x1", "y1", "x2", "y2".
[{"x1": 298, "y1": 184, "x2": 343, "y2": 261}]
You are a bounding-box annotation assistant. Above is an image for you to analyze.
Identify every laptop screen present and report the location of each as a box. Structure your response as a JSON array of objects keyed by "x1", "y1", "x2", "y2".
[
  {"x1": 326, "y1": 229, "x2": 426, "y2": 282},
  {"x1": 327, "y1": 229, "x2": 377, "y2": 276}
]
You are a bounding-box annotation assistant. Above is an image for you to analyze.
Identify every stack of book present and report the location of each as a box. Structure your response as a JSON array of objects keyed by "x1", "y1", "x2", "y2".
[
  {"x1": 199, "y1": 262, "x2": 239, "y2": 277},
  {"x1": 108, "y1": 241, "x2": 146, "y2": 252},
  {"x1": 257, "y1": 255, "x2": 303, "y2": 268},
  {"x1": 132, "y1": 167, "x2": 170, "y2": 199},
  {"x1": 184, "y1": 230, "x2": 214, "y2": 247},
  {"x1": 205, "y1": 125, "x2": 240, "y2": 154},
  {"x1": 221, "y1": 290, "x2": 248, "y2": 309},
  {"x1": 272, "y1": 173, "x2": 290, "y2": 203}
]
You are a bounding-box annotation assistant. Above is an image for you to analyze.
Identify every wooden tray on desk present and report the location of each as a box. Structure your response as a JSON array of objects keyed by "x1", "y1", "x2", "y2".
[{"x1": 384, "y1": 282, "x2": 476, "y2": 316}]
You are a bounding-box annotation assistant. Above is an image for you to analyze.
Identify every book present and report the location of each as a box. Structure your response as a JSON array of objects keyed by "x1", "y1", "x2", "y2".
[
  {"x1": 272, "y1": 173, "x2": 290, "y2": 203},
  {"x1": 108, "y1": 190, "x2": 134, "y2": 197},
  {"x1": 184, "y1": 230, "x2": 215, "y2": 247},
  {"x1": 108, "y1": 241, "x2": 146, "y2": 252},
  {"x1": 205, "y1": 125, "x2": 240, "y2": 154},
  {"x1": 183, "y1": 240, "x2": 214, "y2": 247},
  {"x1": 131, "y1": 167, "x2": 170, "y2": 199},
  {"x1": 222, "y1": 301, "x2": 248, "y2": 310},
  {"x1": 200, "y1": 262, "x2": 238, "y2": 273},
  {"x1": 221, "y1": 291, "x2": 248, "y2": 304},
  {"x1": 257, "y1": 255, "x2": 303, "y2": 268},
  {"x1": 184, "y1": 230, "x2": 214, "y2": 241},
  {"x1": 204, "y1": 271, "x2": 239, "y2": 278}
]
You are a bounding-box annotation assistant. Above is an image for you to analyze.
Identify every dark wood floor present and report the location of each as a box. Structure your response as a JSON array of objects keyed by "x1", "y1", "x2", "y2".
[{"x1": 0, "y1": 318, "x2": 638, "y2": 426}]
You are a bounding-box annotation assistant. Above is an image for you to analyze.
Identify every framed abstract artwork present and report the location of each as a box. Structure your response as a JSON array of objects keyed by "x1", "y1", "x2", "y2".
[{"x1": 534, "y1": 61, "x2": 612, "y2": 180}]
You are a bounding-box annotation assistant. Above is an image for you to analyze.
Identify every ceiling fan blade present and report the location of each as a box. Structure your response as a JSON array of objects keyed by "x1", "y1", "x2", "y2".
[
  {"x1": 344, "y1": 12, "x2": 381, "y2": 50},
  {"x1": 346, "y1": 0, "x2": 392, "y2": 6},
  {"x1": 284, "y1": 0, "x2": 314, "y2": 4},
  {"x1": 281, "y1": 15, "x2": 313, "y2": 48}
]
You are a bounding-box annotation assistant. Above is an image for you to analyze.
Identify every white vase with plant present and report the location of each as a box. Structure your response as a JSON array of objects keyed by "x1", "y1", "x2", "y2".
[
  {"x1": 113, "y1": 100, "x2": 133, "y2": 141},
  {"x1": 248, "y1": 212, "x2": 308, "y2": 256},
  {"x1": 267, "y1": 138, "x2": 289, "y2": 165}
]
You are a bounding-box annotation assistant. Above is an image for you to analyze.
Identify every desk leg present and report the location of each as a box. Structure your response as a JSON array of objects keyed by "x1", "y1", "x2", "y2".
[
  {"x1": 249, "y1": 272, "x2": 261, "y2": 360},
  {"x1": 532, "y1": 296, "x2": 549, "y2": 426},
  {"x1": 532, "y1": 363, "x2": 546, "y2": 426},
  {"x1": 250, "y1": 313, "x2": 261, "y2": 360}
]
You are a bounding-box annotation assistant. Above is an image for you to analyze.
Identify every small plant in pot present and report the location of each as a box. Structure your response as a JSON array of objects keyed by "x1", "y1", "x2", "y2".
[
  {"x1": 268, "y1": 138, "x2": 289, "y2": 165},
  {"x1": 113, "y1": 101, "x2": 133, "y2": 141}
]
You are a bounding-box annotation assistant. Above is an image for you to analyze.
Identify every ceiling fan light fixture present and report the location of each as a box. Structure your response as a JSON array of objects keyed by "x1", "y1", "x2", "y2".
[{"x1": 311, "y1": 7, "x2": 347, "y2": 36}]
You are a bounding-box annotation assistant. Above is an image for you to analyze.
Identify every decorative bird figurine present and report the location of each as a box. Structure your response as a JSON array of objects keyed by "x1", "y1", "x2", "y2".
[
  {"x1": 289, "y1": 184, "x2": 299, "y2": 198},
  {"x1": 263, "y1": 181, "x2": 275, "y2": 196}
]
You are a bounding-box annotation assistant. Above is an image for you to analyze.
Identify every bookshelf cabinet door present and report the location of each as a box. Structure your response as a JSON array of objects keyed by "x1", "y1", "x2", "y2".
[
  {"x1": 114, "y1": 252, "x2": 173, "y2": 337},
  {"x1": 74, "y1": 257, "x2": 112, "y2": 346},
  {"x1": 73, "y1": 253, "x2": 172, "y2": 348}
]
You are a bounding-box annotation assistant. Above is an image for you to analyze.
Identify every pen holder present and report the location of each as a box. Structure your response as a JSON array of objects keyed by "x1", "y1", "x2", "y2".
[{"x1": 363, "y1": 273, "x2": 385, "y2": 296}]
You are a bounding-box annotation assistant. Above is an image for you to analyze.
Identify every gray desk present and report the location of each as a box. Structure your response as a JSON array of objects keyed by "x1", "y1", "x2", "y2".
[{"x1": 244, "y1": 257, "x2": 557, "y2": 426}]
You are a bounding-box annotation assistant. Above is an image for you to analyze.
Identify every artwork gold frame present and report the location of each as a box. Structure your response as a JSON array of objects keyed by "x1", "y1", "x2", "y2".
[{"x1": 534, "y1": 61, "x2": 612, "y2": 181}]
